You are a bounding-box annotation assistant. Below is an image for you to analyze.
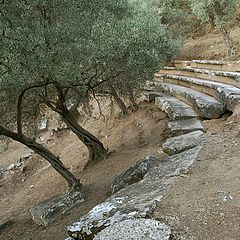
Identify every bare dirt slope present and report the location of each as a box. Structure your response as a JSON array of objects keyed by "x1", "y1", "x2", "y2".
[
  {"x1": 0, "y1": 101, "x2": 169, "y2": 240},
  {"x1": 179, "y1": 26, "x2": 240, "y2": 61},
  {"x1": 1, "y1": 26, "x2": 240, "y2": 240}
]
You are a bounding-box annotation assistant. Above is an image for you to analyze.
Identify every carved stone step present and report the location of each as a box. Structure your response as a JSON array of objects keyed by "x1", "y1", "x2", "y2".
[
  {"x1": 163, "y1": 130, "x2": 203, "y2": 155},
  {"x1": 168, "y1": 118, "x2": 204, "y2": 136},
  {"x1": 155, "y1": 74, "x2": 240, "y2": 111},
  {"x1": 154, "y1": 94, "x2": 198, "y2": 120},
  {"x1": 155, "y1": 83, "x2": 225, "y2": 119},
  {"x1": 159, "y1": 66, "x2": 240, "y2": 88},
  {"x1": 191, "y1": 60, "x2": 240, "y2": 72}
]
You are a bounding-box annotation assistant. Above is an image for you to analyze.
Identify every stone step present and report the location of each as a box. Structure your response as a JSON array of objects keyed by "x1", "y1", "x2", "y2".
[
  {"x1": 155, "y1": 83, "x2": 225, "y2": 119},
  {"x1": 172, "y1": 60, "x2": 191, "y2": 68},
  {"x1": 159, "y1": 66, "x2": 240, "y2": 88},
  {"x1": 168, "y1": 118, "x2": 204, "y2": 136},
  {"x1": 162, "y1": 130, "x2": 203, "y2": 155},
  {"x1": 190, "y1": 60, "x2": 240, "y2": 72},
  {"x1": 154, "y1": 94, "x2": 198, "y2": 120},
  {"x1": 155, "y1": 74, "x2": 240, "y2": 112}
]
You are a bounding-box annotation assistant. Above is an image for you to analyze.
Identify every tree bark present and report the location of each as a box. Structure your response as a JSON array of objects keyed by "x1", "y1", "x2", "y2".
[
  {"x1": 0, "y1": 126, "x2": 81, "y2": 192},
  {"x1": 60, "y1": 108, "x2": 108, "y2": 166},
  {"x1": 128, "y1": 89, "x2": 138, "y2": 112},
  {"x1": 110, "y1": 85, "x2": 128, "y2": 116}
]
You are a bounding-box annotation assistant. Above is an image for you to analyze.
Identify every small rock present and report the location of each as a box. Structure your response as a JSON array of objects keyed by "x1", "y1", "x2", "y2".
[
  {"x1": 30, "y1": 185, "x2": 35, "y2": 188},
  {"x1": 223, "y1": 195, "x2": 233, "y2": 202},
  {"x1": 38, "y1": 118, "x2": 48, "y2": 131},
  {"x1": 7, "y1": 164, "x2": 15, "y2": 171}
]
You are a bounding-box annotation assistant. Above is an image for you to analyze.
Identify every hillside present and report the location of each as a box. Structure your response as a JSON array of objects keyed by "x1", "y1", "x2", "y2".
[
  {"x1": 1, "y1": 26, "x2": 240, "y2": 240},
  {"x1": 0, "y1": 101, "x2": 169, "y2": 240}
]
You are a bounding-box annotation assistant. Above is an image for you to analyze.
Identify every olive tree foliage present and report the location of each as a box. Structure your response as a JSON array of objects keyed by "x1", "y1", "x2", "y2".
[
  {"x1": 0, "y1": 0, "x2": 108, "y2": 191},
  {"x1": 189, "y1": 0, "x2": 239, "y2": 56},
  {"x1": 0, "y1": 0, "x2": 181, "y2": 189},
  {"x1": 89, "y1": 1, "x2": 181, "y2": 113},
  {"x1": 146, "y1": 0, "x2": 192, "y2": 39}
]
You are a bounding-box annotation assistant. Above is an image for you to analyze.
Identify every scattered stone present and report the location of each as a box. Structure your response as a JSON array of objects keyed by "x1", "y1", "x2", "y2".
[
  {"x1": 0, "y1": 220, "x2": 14, "y2": 231},
  {"x1": 66, "y1": 147, "x2": 201, "y2": 239},
  {"x1": 223, "y1": 195, "x2": 233, "y2": 202},
  {"x1": 38, "y1": 118, "x2": 48, "y2": 131},
  {"x1": 93, "y1": 219, "x2": 171, "y2": 240},
  {"x1": 30, "y1": 191, "x2": 84, "y2": 226},
  {"x1": 0, "y1": 168, "x2": 6, "y2": 179},
  {"x1": 162, "y1": 131, "x2": 203, "y2": 155},
  {"x1": 7, "y1": 164, "x2": 15, "y2": 171},
  {"x1": 111, "y1": 156, "x2": 159, "y2": 194}
]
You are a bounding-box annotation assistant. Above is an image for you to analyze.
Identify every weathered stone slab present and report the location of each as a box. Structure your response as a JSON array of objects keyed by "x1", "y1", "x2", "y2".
[
  {"x1": 159, "y1": 66, "x2": 240, "y2": 88},
  {"x1": 191, "y1": 60, "x2": 240, "y2": 72},
  {"x1": 93, "y1": 219, "x2": 171, "y2": 240},
  {"x1": 155, "y1": 95, "x2": 198, "y2": 120},
  {"x1": 162, "y1": 130, "x2": 204, "y2": 155},
  {"x1": 168, "y1": 118, "x2": 204, "y2": 136},
  {"x1": 66, "y1": 147, "x2": 201, "y2": 240},
  {"x1": 155, "y1": 74, "x2": 240, "y2": 111},
  {"x1": 111, "y1": 156, "x2": 159, "y2": 194},
  {"x1": 156, "y1": 83, "x2": 225, "y2": 119},
  {"x1": 30, "y1": 191, "x2": 84, "y2": 226}
]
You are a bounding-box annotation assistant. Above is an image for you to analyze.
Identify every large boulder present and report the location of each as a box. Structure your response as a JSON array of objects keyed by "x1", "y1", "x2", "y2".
[
  {"x1": 30, "y1": 191, "x2": 84, "y2": 226},
  {"x1": 93, "y1": 219, "x2": 171, "y2": 240},
  {"x1": 111, "y1": 156, "x2": 159, "y2": 194}
]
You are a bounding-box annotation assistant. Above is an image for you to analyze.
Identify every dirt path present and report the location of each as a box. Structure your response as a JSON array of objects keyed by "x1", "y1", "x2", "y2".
[{"x1": 0, "y1": 101, "x2": 169, "y2": 240}]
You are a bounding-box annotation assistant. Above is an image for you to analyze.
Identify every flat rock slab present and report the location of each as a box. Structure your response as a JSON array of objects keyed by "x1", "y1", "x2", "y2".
[
  {"x1": 168, "y1": 118, "x2": 204, "y2": 136},
  {"x1": 66, "y1": 147, "x2": 201, "y2": 240},
  {"x1": 93, "y1": 219, "x2": 171, "y2": 240},
  {"x1": 156, "y1": 83, "x2": 225, "y2": 119},
  {"x1": 30, "y1": 191, "x2": 84, "y2": 226},
  {"x1": 111, "y1": 156, "x2": 159, "y2": 194},
  {"x1": 155, "y1": 95, "x2": 198, "y2": 120},
  {"x1": 163, "y1": 130, "x2": 204, "y2": 155}
]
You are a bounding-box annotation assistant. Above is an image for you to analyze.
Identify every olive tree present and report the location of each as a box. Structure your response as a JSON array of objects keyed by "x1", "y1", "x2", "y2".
[
  {"x1": 87, "y1": 1, "x2": 181, "y2": 114},
  {"x1": 189, "y1": 0, "x2": 238, "y2": 56},
  {"x1": 0, "y1": 0, "x2": 181, "y2": 190},
  {"x1": 0, "y1": 0, "x2": 110, "y2": 168}
]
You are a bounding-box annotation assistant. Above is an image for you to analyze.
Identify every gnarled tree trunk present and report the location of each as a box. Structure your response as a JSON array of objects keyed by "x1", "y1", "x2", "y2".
[
  {"x1": 60, "y1": 108, "x2": 108, "y2": 166},
  {"x1": 128, "y1": 89, "x2": 138, "y2": 112},
  {"x1": 109, "y1": 85, "x2": 128, "y2": 116},
  {"x1": 0, "y1": 126, "x2": 81, "y2": 192}
]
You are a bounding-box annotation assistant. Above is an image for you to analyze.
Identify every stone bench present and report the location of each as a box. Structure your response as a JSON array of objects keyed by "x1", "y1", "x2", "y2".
[
  {"x1": 159, "y1": 66, "x2": 240, "y2": 88},
  {"x1": 154, "y1": 94, "x2": 198, "y2": 120},
  {"x1": 190, "y1": 60, "x2": 240, "y2": 72},
  {"x1": 155, "y1": 83, "x2": 225, "y2": 119},
  {"x1": 155, "y1": 74, "x2": 240, "y2": 111}
]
